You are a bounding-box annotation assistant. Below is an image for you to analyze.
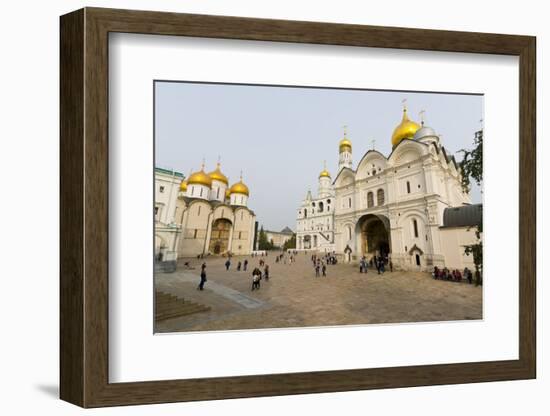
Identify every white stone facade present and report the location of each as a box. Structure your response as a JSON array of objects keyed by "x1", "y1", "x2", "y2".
[
  {"x1": 155, "y1": 164, "x2": 257, "y2": 261},
  {"x1": 154, "y1": 168, "x2": 184, "y2": 267},
  {"x1": 297, "y1": 119, "x2": 482, "y2": 271}
]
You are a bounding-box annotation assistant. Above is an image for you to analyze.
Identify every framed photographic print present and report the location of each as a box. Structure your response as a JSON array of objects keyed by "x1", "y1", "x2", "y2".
[{"x1": 60, "y1": 7, "x2": 536, "y2": 408}]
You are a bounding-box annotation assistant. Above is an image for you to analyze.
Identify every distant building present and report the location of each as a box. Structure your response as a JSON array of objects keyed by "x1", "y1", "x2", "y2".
[
  {"x1": 154, "y1": 168, "x2": 184, "y2": 271},
  {"x1": 296, "y1": 105, "x2": 482, "y2": 271},
  {"x1": 261, "y1": 226, "x2": 295, "y2": 249}
]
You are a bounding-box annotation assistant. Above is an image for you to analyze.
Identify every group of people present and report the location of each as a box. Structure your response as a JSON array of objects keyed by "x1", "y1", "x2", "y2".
[
  {"x1": 197, "y1": 257, "x2": 272, "y2": 292},
  {"x1": 432, "y1": 266, "x2": 474, "y2": 284},
  {"x1": 310, "y1": 254, "x2": 331, "y2": 277},
  {"x1": 359, "y1": 255, "x2": 392, "y2": 274},
  {"x1": 275, "y1": 253, "x2": 295, "y2": 264},
  {"x1": 251, "y1": 264, "x2": 269, "y2": 290}
]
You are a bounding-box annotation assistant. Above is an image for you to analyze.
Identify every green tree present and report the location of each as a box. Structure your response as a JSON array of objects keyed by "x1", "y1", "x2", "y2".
[
  {"x1": 257, "y1": 226, "x2": 274, "y2": 250},
  {"x1": 459, "y1": 129, "x2": 483, "y2": 286},
  {"x1": 283, "y1": 233, "x2": 296, "y2": 251}
]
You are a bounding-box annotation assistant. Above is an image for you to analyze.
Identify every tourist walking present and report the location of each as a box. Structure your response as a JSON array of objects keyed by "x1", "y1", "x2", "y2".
[
  {"x1": 237, "y1": 261, "x2": 242, "y2": 271},
  {"x1": 322, "y1": 262, "x2": 327, "y2": 277},
  {"x1": 198, "y1": 269, "x2": 207, "y2": 290},
  {"x1": 264, "y1": 264, "x2": 270, "y2": 281},
  {"x1": 225, "y1": 259, "x2": 231, "y2": 271},
  {"x1": 243, "y1": 259, "x2": 248, "y2": 271}
]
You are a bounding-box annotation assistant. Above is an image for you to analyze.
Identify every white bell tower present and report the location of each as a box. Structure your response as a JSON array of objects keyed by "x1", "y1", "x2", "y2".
[{"x1": 338, "y1": 125, "x2": 353, "y2": 172}]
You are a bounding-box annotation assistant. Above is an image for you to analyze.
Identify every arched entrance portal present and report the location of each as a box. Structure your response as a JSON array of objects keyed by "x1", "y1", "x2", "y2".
[
  {"x1": 356, "y1": 214, "x2": 391, "y2": 258},
  {"x1": 209, "y1": 218, "x2": 232, "y2": 254},
  {"x1": 303, "y1": 235, "x2": 312, "y2": 250}
]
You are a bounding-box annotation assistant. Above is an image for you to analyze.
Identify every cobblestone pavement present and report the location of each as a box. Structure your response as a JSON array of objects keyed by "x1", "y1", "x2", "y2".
[{"x1": 155, "y1": 251, "x2": 482, "y2": 333}]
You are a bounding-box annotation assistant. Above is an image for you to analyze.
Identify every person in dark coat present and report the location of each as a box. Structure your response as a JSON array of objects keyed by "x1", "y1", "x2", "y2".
[
  {"x1": 198, "y1": 269, "x2": 207, "y2": 290},
  {"x1": 243, "y1": 259, "x2": 248, "y2": 271},
  {"x1": 225, "y1": 259, "x2": 231, "y2": 271}
]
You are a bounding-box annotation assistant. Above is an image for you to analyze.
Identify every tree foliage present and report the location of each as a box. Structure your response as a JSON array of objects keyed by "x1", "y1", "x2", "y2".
[
  {"x1": 459, "y1": 129, "x2": 483, "y2": 286},
  {"x1": 257, "y1": 226, "x2": 274, "y2": 250},
  {"x1": 459, "y1": 129, "x2": 483, "y2": 192},
  {"x1": 283, "y1": 233, "x2": 297, "y2": 251}
]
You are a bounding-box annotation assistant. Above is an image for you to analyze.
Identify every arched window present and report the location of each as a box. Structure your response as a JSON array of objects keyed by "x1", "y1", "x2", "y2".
[
  {"x1": 413, "y1": 219, "x2": 419, "y2": 238},
  {"x1": 348, "y1": 198, "x2": 352, "y2": 208},
  {"x1": 367, "y1": 192, "x2": 374, "y2": 208},
  {"x1": 377, "y1": 189, "x2": 385, "y2": 205},
  {"x1": 304, "y1": 209, "x2": 308, "y2": 218},
  {"x1": 318, "y1": 201, "x2": 324, "y2": 212},
  {"x1": 347, "y1": 226, "x2": 352, "y2": 241},
  {"x1": 406, "y1": 181, "x2": 411, "y2": 194}
]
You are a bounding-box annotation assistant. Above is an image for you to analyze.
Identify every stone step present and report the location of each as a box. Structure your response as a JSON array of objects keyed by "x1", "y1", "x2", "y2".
[
  {"x1": 155, "y1": 305, "x2": 211, "y2": 321},
  {"x1": 154, "y1": 290, "x2": 211, "y2": 321},
  {"x1": 156, "y1": 302, "x2": 196, "y2": 314}
]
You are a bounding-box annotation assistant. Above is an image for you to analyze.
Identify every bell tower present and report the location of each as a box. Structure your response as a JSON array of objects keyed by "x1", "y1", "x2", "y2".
[{"x1": 338, "y1": 125, "x2": 353, "y2": 172}]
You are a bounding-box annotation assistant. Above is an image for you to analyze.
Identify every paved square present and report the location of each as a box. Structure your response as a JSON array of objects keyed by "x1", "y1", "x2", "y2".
[{"x1": 155, "y1": 252, "x2": 482, "y2": 333}]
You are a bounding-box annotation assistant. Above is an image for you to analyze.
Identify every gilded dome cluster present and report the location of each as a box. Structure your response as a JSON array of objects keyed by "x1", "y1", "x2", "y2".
[{"x1": 181, "y1": 161, "x2": 250, "y2": 198}]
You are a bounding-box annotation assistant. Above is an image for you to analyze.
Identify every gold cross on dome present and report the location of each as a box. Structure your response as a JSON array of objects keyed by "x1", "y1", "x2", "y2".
[
  {"x1": 370, "y1": 139, "x2": 376, "y2": 150},
  {"x1": 342, "y1": 124, "x2": 348, "y2": 136},
  {"x1": 402, "y1": 98, "x2": 408, "y2": 110}
]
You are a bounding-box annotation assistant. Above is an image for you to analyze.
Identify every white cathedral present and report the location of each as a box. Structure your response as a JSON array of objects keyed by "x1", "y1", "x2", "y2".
[
  {"x1": 154, "y1": 162, "x2": 257, "y2": 271},
  {"x1": 296, "y1": 106, "x2": 482, "y2": 272}
]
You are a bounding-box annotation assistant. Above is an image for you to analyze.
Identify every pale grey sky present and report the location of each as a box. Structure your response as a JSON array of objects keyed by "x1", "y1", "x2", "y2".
[{"x1": 155, "y1": 81, "x2": 483, "y2": 231}]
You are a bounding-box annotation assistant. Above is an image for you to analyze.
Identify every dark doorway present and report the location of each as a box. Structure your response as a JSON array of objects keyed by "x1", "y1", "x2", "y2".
[
  {"x1": 208, "y1": 218, "x2": 232, "y2": 254},
  {"x1": 357, "y1": 214, "x2": 391, "y2": 257}
]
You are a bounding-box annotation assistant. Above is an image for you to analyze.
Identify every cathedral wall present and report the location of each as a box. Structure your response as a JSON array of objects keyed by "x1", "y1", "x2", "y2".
[
  {"x1": 438, "y1": 227, "x2": 478, "y2": 270},
  {"x1": 397, "y1": 210, "x2": 429, "y2": 255},
  {"x1": 177, "y1": 201, "x2": 212, "y2": 257},
  {"x1": 395, "y1": 168, "x2": 426, "y2": 200}
]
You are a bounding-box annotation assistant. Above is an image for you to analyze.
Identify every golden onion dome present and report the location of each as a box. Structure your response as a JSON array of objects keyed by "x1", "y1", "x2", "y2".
[
  {"x1": 187, "y1": 167, "x2": 212, "y2": 188},
  {"x1": 319, "y1": 169, "x2": 331, "y2": 178},
  {"x1": 339, "y1": 138, "x2": 352, "y2": 153},
  {"x1": 208, "y1": 163, "x2": 229, "y2": 185},
  {"x1": 229, "y1": 177, "x2": 250, "y2": 196},
  {"x1": 179, "y1": 179, "x2": 188, "y2": 192},
  {"x1": 339, "y1": 125, "x2": 352, "y2": 153},
  {"x1": 391, "y1": 108, "x2": 421, "y2": 147},
  {"x1": 319, "y1": 161, "x2": 331, "y2": 178}
]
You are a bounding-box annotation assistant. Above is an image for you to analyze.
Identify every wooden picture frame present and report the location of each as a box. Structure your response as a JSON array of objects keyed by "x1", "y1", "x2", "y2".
[{"x1": 60, "y1": 7, "x2": 536, "y2": 408}]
